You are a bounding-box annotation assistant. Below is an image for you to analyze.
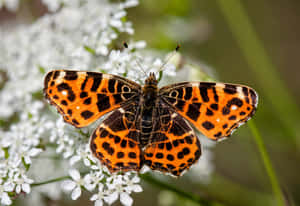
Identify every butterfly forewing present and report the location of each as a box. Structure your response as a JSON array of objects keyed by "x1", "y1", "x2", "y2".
[
  {"x1": 44, "y1": 70, "x2": 141, "y2": 127},
  {"x1": 159, "y1": 82, "x2": 258, "y2": 140}
]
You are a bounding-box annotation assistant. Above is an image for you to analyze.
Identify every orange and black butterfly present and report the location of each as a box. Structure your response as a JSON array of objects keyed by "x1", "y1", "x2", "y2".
[{"x1": 44, "y1": 70, "x2": 258, "y2": 176}]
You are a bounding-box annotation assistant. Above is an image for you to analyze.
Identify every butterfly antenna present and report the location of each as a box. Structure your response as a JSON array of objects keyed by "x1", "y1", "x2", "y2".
[
  {"x1": 123, "y1": 41, "x2": 147, "y2": 77},
  {"x1": 158, "y1": 44, "x2": 180, "y2": 73}
]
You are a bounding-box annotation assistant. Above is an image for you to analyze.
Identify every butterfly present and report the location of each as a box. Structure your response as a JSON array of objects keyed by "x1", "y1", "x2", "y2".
[{"x1": 44, "y1": 70, "x2": 258, "y2": 176}]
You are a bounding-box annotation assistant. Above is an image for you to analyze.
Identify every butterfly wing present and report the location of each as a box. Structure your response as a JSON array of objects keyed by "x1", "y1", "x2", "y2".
[
  {"x1": 44, "y1": 70, "x2": 141, "y2": 128},
  {"x1": 159, "y1": 82, "x2": 258, "y2": 140},
  {"x1": 90, "y1": 100, "x2": 143, "y2": 173},
  {"x1": 143, "y1": 100, "x2": 201, "y2": 177}
]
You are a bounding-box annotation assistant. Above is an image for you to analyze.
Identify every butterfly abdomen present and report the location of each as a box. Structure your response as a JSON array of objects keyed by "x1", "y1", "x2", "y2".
[
  {"x1": 140, "y1": 73, "x2": 159, "y2": 147},
  {"x1": 140, "y1": 108, "x2": 154, "y2": 147}
]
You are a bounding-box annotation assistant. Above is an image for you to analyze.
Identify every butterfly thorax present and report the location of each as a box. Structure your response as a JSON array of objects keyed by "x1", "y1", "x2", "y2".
[{"x1": 140, "y1": 73, "x2": 158, "y2": 146}]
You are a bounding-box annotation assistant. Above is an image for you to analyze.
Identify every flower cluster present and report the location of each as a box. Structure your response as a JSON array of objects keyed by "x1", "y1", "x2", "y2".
[{"x1": 0, "y1": 0, "x2": 214, "y2": 205}]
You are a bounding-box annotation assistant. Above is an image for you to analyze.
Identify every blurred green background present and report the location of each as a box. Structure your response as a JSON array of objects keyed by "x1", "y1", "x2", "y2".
[{"x1": 1, "y1": 0, "x2": 299, "y2": 205}]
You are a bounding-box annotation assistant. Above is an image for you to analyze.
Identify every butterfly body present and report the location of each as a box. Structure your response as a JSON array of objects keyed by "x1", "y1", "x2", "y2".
[{"x1": 44, "y1": 70, "x2": 258, "y2": 176}]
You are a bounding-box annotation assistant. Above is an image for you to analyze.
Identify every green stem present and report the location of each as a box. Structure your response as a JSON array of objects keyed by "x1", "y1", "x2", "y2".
[
  {"x1": 31, "y1": 176, "x2": 70, "y2": 187},
  {"x1": 216, "y1": 0, "x2": 300, "y2": 145},
  {"x1": 31, "y1": 173, "x2": 221, "y2": 206},
  {"x1": 140, "y1": 173, "x2": 222, "y2": 206},
  {"x1": 248, "y1": 121, "x2": 285, "y2": 206}
]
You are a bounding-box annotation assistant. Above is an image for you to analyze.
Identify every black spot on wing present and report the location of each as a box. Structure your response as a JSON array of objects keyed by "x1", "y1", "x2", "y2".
[
  {"x1": 242, "y1": 87, "x2": 249, "y2": 96},
  {"x1": 229, "y1": 115, "x2": 236, "y2": 120},
  {"x1": 65, "y1": 71, "x2": 78, "y2": 80},
  {"x1": 53, "y1": 71, "x2": 60, "y2": 80},
  {"x1": 224, "y1": 84, "x2": 237, "y2": 94},
  {"x1": 81, "y1": 77, "x2": 88, "y2": 90},
  {"x1": 97, "y1": 94, "x2": 110, "y2": 112},
  {"x1": 72, "y1": 119, "x2": 79, "y2": 125},
  {"x1": 199, "y1": 86, "x2": 209, "y2": 102},
  {"x1": 116, "y1": 82, "x2": 123, "y2": 93},
  {"x1": 210, "y1": 103, "x2": 218, "y2": 110},
  {"x1": 108, "y1": 79, "x2": 116, "y2": 93},
  {"x1": 83, "y1": 97, "x2": 92, "y2": 105},
  {"x1": 186, "y1": 102, "x2": 201, "y2": 121},
  {"x1": 167, "y1": 154, "x2": 174, "y2": 161},
  {"x1": 57, "y1": 83, "x2": 70, "y2": 91},
  {"x1": 117, "y1": 152, "x2": 125, "y2": 158},
  {"x1": 250, "y1": 89, "x2": 257, "y2": 106},
  {"x1": 61, "y1": 100, "x2": 68, "y2": 105},
  {"x1": 177, "y1": 88, "x2": 183, "y2": 99},
  {"x1": 184, "y1": 87, "x2": 192, "y2": 100},
  {"x1": 206, "y1": 108, "x2": 214, "y2": 116},
  {"x1": 80, "y1": 92, "x2": 88, "y2": 98},
  {"x1": 81, "y1": 110, "x2": 94, "y2": 120},
  {"x1": 199, "y1": 82, "x2": 216, "y2": 102},
  {"x1": 222, "y1": 106, "x2": 230, "y2": 115},
  {"x1": 202, "y1": 121, "x2": 214, "y2": 130},
  {"x1": 113, "y1": 94, "x2": 123, "y2": 104},
  {"x1": 57, "y1": 83, "x2": 76, "y2": 102},
  {"x1": 212, "y1": 87, "x2": 219, "y2": 102},
  {"x1": 174, "y1": 100, "x2": 185, "y2": 111},
  {"x1": 227, "y1": 97, "x2": 243, "y2": 107},
  {"x1": 91, "y1": 74, "x2": 102, "y2": 92}
]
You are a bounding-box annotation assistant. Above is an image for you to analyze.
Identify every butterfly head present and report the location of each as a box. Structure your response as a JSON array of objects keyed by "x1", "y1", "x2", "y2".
[{"x1": 144, "y1": 72, "x2": 158, "y2": 86}]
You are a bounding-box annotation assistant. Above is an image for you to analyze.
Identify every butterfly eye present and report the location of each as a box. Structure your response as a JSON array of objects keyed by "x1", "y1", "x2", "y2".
[
  {"x1": 169, "y1": 90, "x2": 179, "y2": 98},
  {"x1": 122, "y1": 85, "x2": 131, "y2": 92}
]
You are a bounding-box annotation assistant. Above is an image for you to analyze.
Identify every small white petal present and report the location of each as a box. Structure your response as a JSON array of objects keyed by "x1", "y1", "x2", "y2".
[
  {"x1": 70, "y1": 155, "x2": 81, "y2": 165},
  {"x1": 131, "y1": 185, "x2": 142, "y2": 193},
  {"x1": 71, "y1": 186, "x2": 82, "y2": 200},
  {"x1": 104, "y1": 191, "x2": 118, "y2": 205},
  {"x1": 1, "y1": 192, "x2": 12, "y2": 205},
  {"x1": 83, "y1": 158, "x2": 91, "y2": 166},
  {"x1": 24, "y1": 156, "x2": 31, "y2": 164},
  {"x1": 28, "y1": 148, "x2": 43, "y2": 156},
  {"x1": 131, "y1": 176, "x2": 140, "y2": 183},
  {"x1": 90, "y1": 194, "x2": 98, "y2": 201},
  {"x1": 69, "y1": 169, "x2": 80, "y2": 181},
  {"x1": 62, "y1": 180, "x2": 76, "y2": 191},
  {"x1": 3, "y1": 183, "x2": 14, "y2": 192},
  {"x1": 120, "y1": 192, "x2": 133, "y2": 206},
  {"x1": 95, "y1": 199, "x2": 103, "y2": 206},
  {"x1": 22, "y1": 183, "x2": 31, "y2": 193},
  {"x1": 16, "y1": 185, "x2": 21, "y2": 194}
]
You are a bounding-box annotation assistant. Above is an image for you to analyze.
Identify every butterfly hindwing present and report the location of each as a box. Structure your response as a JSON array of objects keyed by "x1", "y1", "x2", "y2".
[
  {"x1": 159, "y1": 82, "x2": 258, "y2": 140},
  {"x1": 143, "y1": 100, "x2": 201, "y2": 176},
  {"x1": 44, "y1": 70, "x2": 141, "y2": 128},
  {"x1": 90, "y1": 101, "x2": 143, "y2": 173}
]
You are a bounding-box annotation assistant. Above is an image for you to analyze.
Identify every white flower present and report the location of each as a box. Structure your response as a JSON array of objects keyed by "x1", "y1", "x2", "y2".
[
  {"x1": 123, "y1": 175, "x2": 143, "y2": 193},
  {"x1": 0, "y1": 179, "x2": 14, "y2": 205},
  {"x1": 90, "y1": 184, "x2": 106, "y2": 206},
  {"x1": 11, "y1": 171, "x2": 34, "y2": 194},
  {"x1": 83, "y1": 171, "x2": 103, "y2": 191},
  {"x1": 62, "y1": 169, "x2": 84, "y2": 200},
  {"x1": 104, "y1": 175, "x2": 134, "y2": 206},
  {"x1": 70, "y1": 144, "x2": 95, "y2": 167}
]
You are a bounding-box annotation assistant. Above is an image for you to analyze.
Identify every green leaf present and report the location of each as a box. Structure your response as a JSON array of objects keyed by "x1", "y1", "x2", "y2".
[
  {"x1": 22, "y1": 157, "x2": 31, "y2": 171},
  {"x1": 84, "y1": 45, "x2": 96, "y2": 55},
  {"x1": 38, "y1": 66, "x2": 46, "y2": 74}
]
